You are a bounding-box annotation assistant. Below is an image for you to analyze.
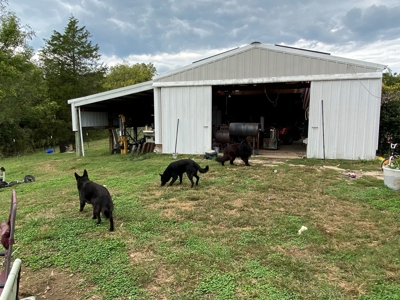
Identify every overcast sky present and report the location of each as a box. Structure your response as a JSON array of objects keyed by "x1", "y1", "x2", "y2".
[{"x1": 7, "y1": 0, "x2": 400, "y2": 75}]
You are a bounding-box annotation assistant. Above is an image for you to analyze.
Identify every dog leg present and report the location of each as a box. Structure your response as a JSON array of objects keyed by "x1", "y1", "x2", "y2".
[
  {"x1": 242, "y1": 157, "x2": 251, "y2": 166},
  {"x1": 169, "y1": 175, "x2": 178, "y2": 186},
  {"x1": 95, "y1": 211, "x2": 101, "y2": 224},
  {"x1": 179, "y1": 174, "x2": 183, "y2": 184},
  {"x1": 93, "y1": 206, "x2": 101, "y2": 224},
  {"x1": 187, "y1": 174, "x2": 194, "y2": 188},
  {"x1": 194, "y1": 174, "x2": 200, "y2": 186},
  {"x1": 109, "y1": 216, "x2": 114, "y2": 232},
  {"x1": 186, "y1": 172, "x2": 197, "y2": 187},
  {"x1": 104, "y1": 209, "x2": 115, "y2": 231},
  {"x1": 79, "y1": 200, "x2": 86, "y2": 212}
]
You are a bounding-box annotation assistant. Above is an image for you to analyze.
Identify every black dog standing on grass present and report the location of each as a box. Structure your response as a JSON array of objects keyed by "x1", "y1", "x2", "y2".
[
  {"x1": 74, "y1": 170, "x2": 114, "y2": 231},
  {"x1": 216, "y1": 140, "x2": 253, "y2": 166},
  {"x1": 160, "y1": 159, "x2": 209, "y2": 188}
]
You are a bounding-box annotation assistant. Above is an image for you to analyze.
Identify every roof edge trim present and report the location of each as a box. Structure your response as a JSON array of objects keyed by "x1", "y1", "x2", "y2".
[
  {"x1": 152, "y1": 72, "x2": 383, "y2": 87},
  {"x1": 67, "y1": 80, "x2": 153, "y2": 105}
]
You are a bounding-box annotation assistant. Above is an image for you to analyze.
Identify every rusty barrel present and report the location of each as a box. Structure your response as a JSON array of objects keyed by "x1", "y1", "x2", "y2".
[
  {"x1": 215, "y1": 130, "x2": 230, "y2": 143},
  {"x1": 229, "y1": 123, "x2": 260, "y2": 136}
]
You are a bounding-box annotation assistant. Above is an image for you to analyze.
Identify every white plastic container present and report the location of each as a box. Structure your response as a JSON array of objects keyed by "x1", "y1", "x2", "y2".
[{"x1": 382, "y1": 166, "x2": 400, "y2": 190}]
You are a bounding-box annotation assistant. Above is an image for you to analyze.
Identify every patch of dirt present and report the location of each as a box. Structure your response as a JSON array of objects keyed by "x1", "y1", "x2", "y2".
[
  {"x1": 129, "y1": 250, "x2": 156, "y2": 264},
  {"x1": 321, "y1": 165, "x2": 383, "y2": 180},
  {"x1": 249, "y1": 158, "x2": 383, "y2": 180},
  {"x1": 19, "y1": 268, "x2": 99, "y2": 300}
]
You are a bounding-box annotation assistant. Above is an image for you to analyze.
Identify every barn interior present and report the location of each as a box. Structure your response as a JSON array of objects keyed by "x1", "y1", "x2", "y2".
[{"x1": 212, "y1": 82, "x2": 310, "y2": 154}]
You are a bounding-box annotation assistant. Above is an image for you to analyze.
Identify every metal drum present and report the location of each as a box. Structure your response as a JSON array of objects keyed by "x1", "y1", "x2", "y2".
[
  {"x1": 229, "y1": 123, "x2": 260, "y2": 137},
  {"x1": 215, "y1": 130, "x2": 230, "y2": 143}
]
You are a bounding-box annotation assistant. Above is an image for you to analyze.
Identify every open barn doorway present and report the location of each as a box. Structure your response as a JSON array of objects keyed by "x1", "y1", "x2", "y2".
[{"x1": 211, "y1": 82, "x2": 310, "y2": 157}]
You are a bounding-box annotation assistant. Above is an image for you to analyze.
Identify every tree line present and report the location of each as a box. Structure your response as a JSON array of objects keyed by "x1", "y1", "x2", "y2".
[
  {"x1": 380, "y1": 71, "x2": 400, "y2": 153},
  {"x1": 1, "y1": 1, "x2": 400, "y2": 157},
  {"x1": 0, "y1": 1, "x2": 156, "y2": 156}
]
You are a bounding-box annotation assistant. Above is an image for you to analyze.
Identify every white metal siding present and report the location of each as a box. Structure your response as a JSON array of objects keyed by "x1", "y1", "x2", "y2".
[
  {"x1": 160, "y1": 86, "x2": 212, "y2": 154},
  {"x1": 154, "y1": 87, "x2": 162, "y2": 144},
  {"x1": 81, "y1": 111, "x2": 109, "y2": 128},
  {"x1": 307, "y1": 78, "x2": 382, "y2": 160}
]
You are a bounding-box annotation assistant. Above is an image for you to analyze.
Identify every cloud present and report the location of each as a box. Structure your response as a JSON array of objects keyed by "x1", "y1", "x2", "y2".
[
  {"x1": 102, "y1": 47, "x2": 230, "y2": 74},
  {"x1": 342, "y1": 5, "x2": 400, "y2": 40},
  {"x1": 6, "y1": 0, "x2": 400, "y2": 73},
  {"x1": 291, "y1": 38, "x2": 399, "y2": 71},
  {"x1": 107, "y1": 18, "x2": 136, "y2": 32},
  {"x1": 164, "y1": 17, "x2": 211, "y2": 39}
]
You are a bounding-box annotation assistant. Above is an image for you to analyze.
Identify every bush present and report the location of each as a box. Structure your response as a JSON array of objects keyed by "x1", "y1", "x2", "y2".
[{"x1": 378, "y1": 98, "x2": 400, "y2": 155}]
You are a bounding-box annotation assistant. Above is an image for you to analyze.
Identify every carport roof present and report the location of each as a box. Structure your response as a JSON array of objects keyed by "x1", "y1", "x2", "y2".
[{"x1": 67, "y1": 80, "x2": 153, "y2": 108}]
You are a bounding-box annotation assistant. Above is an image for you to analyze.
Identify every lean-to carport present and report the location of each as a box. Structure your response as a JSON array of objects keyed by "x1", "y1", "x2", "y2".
[{"x1": 68, "y1": 81, "x2": 154, "y2": 156}]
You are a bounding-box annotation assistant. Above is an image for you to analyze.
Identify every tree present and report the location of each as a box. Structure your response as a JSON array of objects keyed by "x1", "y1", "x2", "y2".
[
  {"x1": 0, "y1": 8, "x2": 34, "y2": 116},
  {"x1": 103, "y1": 62, "x2": 157, "y2": 90},
  {"x1": 378, "y1": 70, "x2": 400, "y2": 154},
  {"x1": 0, "y1": 3, "x2": 57, "y2": 155},
  {"x1": 39, "y1": 15, "x2": 107, "y2": 143}
]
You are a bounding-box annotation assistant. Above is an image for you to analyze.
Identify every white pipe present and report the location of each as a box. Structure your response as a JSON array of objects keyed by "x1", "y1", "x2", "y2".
[
  {"x1": 0, "y1": 258, "x2": 21, "y2": 300},
  {"x1": 78, "y1": 107, "x2": 85, "y2": 156}
]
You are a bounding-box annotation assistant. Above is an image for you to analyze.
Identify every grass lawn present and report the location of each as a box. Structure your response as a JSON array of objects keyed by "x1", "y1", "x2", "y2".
[{"x1": 0, "y1": 139, "x2": 399, "y2": 300}]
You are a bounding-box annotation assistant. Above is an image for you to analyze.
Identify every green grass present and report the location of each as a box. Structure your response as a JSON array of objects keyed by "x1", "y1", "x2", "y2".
[{"x1": 1, "y1": 139, "x2": 399, "y2": 300}]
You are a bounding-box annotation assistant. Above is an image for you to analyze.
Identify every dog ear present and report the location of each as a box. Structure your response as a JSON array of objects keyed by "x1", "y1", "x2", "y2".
[
  {"x1": 83, "y1": 169, "x2": 88, "y2": 176},
  {"x1": 74, "y1": 172, "x2": 79, "y2": 179}
]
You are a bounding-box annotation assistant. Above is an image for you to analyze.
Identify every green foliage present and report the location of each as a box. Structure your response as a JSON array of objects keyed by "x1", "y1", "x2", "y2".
[
  {"x1": 103, "y1": 62, "x2": 157, "y2": 90},
  {"x1": 194, "y1": 271, "x2": 236, "y2": 299},
  {"x1": 379, "y1": 71, "x2": 400, "y2": 154},
  {"x1": 39, "y1": 15, "x2": 107, "y2": 142},
  {"x1": 360, "y1": 281, "x2": 400, "y2": 300},
  {"x1": 0, "y1": 4, "x2": 57, "y2": 155}
]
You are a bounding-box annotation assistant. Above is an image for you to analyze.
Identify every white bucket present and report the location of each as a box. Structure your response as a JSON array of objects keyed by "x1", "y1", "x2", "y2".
[{"x1": 383, "y1": 166, "x2": 400, "y2": 190}]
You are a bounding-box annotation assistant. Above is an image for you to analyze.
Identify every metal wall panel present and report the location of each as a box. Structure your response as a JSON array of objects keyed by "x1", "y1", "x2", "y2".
[
  {"x1": 307, "y1": 78, "x2": 382, "y2": 160},
  {"x1": 160, "y1": 86, "x2": 212, "y2": 154},
  {"x1": 81, "y1": 111, "x2": 108, "y2": 128}
]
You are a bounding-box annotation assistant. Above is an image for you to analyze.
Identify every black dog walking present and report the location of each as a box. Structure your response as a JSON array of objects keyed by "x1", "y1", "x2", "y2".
[
  {"x1": 216, "y1": 140, "x2": 252, "y2": 166},
  {"x1": 74, "y1": 170, "x2": 114, "y2": 231},
  {"x1": 160, "y1": 159, "x2": 209, "y2": 188}
]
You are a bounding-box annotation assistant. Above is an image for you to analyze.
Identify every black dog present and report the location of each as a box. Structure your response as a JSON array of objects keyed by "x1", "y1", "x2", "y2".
[
  {"x1": 74, "y1": 170, "x2": 114, "y2": 231},
  {"x1": 216, "y1": 140, "x2": 252, "y2": 166},
  {"x1": 160, "y1": 159, "x2": 209, "y2": 188}
]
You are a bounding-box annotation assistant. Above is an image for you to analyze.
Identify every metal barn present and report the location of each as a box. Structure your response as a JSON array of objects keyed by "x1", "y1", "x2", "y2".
[{"x1": 68, "y1": 42, "x2": 386, "y2": 160}]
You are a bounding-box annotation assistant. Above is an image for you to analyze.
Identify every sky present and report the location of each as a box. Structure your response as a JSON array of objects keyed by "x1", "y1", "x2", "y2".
[{"x1": 7, "y1": 0, "x2": 400, "y2": 75}]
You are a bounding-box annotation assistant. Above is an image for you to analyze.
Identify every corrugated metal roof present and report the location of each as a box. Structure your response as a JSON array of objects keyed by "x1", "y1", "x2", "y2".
[
  {"x1": 153, "y1": 43, "x2": 387, "y2": 83},
  {"x1": 67, "y1": 80, "x2": 153, "y2": 106}
]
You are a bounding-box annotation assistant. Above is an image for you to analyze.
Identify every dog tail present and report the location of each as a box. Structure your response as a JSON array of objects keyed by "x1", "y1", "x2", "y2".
[
  {"x1": 195, "y1": 162, "x2": 209, "y2": 173},
  {"x1": 199, "y1": 165, "x2": 209, "y2": 173}
]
